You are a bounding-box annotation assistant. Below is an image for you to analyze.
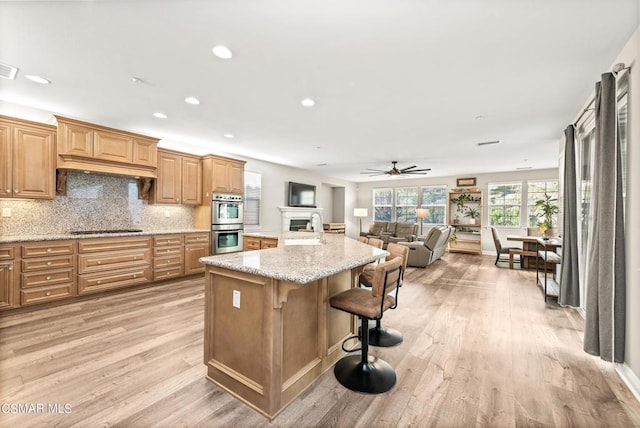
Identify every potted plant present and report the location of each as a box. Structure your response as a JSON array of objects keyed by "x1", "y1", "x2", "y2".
[
  {"x1": 464, "y1": 206, "x2": 480, "y2": 224},
  {"x1": 535, "y1": 193, "x2": 559, "y2": 238}
]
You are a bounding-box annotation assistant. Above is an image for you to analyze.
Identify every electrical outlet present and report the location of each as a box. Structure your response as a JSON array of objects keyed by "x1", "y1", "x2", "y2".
[
  {"x1": 164, "y1": 210, "x2": 171, "y2": 218},
  {"x1": 233, "y1": 290, "x2": 241, "y2": 308},
  {"x1": 1, "y1": 207, "x2": 11, "y2": 218}
]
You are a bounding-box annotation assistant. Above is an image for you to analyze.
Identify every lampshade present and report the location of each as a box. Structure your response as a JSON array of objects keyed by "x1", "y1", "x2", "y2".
[
  {"x1": 354, "y1": 208, "x2": 368, "y2": 217},
  {"x1": 416, "y1": 208, "x2": 430, "y2": 219}
]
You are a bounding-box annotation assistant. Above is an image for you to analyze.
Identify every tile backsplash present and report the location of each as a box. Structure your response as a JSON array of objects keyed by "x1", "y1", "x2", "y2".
[{"x1": 0, "y1": 172, "x2": 195, "y2": 236}]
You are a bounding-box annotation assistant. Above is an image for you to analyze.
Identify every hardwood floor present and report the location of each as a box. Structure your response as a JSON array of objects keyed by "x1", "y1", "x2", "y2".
[{"x1": 1, "y1": 253, "x2": 639, "y2": 427}]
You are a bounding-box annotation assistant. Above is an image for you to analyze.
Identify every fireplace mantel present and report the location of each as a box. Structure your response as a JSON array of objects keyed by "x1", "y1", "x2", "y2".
[{"x1": 279, "y1": 206, "x2": 324, "y2": 231}]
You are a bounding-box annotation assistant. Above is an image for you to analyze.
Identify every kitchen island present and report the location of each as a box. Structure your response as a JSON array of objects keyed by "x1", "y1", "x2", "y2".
[{"x1": 198, "y1": 232, "x2": 387, "y2": 419}]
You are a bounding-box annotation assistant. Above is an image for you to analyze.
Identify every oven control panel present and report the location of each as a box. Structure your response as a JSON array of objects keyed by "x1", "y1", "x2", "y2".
[{"x1": 212, "y1": 193, "x2": 243, "y2": 202}]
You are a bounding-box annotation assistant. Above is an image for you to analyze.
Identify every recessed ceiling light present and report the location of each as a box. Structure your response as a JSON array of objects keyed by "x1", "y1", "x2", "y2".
[
  {"x1": 212, "y1": 45, "x2": 233, "y2": 59},
  {"x1": 153, "y1": 112, "x2": 167, "y2": 119},
  {"x1": 223, "y1": 133, "x2": 235, "y2": 139},
  {"x1": 25, "y1": 75, "x2": 50, "y2": 84},
  {"x1": 301, "y1": 98, "x2": 315, "y2": 107},
  {"x1": 477, "y1": 140, "x2": 501, "y2": 146},
  {"x1": 185, "y1": 97, "x2": 200, "y2": 105}
]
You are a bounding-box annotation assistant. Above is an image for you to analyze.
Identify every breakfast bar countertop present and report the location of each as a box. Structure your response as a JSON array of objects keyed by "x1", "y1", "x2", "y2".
[
  {"x1": 0, "y1": 229, "x2": 211, "y2": 244},
  {"x1": 200, "y1": 232, "x2": 387, "y2": 284}
]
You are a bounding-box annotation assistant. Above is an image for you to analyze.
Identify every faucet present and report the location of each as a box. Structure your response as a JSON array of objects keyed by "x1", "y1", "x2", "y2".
[{"x1": 309, "y1": 211, "x2": 326, "y2": 243}]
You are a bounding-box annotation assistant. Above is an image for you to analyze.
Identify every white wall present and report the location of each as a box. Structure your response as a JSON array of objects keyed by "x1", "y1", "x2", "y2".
[
  {"x1": 355, "y1": 168, "x2": 559, "y2": 253},
  {"x1": 240, "y1": 156, "x2": 359, "y2": 238}
]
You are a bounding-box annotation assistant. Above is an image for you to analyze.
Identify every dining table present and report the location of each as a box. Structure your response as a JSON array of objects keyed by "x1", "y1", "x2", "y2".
[{"x1": 506, "y1": 235, "x2": 544, "y2": 270}]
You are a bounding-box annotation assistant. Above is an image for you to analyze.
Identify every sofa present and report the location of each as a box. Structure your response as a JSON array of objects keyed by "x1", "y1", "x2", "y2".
[
  {"x1": 361, "y1": 221, "x2": 417, "y2": 248},
  {"x1": 399, "y1": 225, "x2": 453, "y2": 267}
]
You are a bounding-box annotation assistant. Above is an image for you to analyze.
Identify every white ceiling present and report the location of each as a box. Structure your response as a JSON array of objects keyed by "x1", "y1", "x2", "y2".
[{"x1": 1, "y1": 0, "x2": 638, "y2": 182}]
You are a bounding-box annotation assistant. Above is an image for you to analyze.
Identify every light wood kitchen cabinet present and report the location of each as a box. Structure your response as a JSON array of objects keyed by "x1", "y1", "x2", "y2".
[
  {"x1": 0, "y1": 115, "x2": 56, "y2": 199},
  {"x1": 77, "y1": 236, "x2": 152, "y2": 295},
  {"x1": 184, "y1": 233, "x2": 210, "y2": 275},
  {"x1": 56, "y1": 116, "x2": 159, "y2": 178},
  {"x1": 153, "y1": 234, "x2": 184, "y2": 280},
  {"x1": 154, "y1": 149, "x2": 202, "y2": 205},
  {"x1": 0, "y1": 245, "x2": 16, "y2": 309},
  {"x1": 243, "y1": 236, "x2": 278, "y2": 251},
  {"x1": 20, "y1": 240, "x2": 76, "y2": 306},
  {"x1": 201, "y1": 154, "x2": 246, "y2": 203}
]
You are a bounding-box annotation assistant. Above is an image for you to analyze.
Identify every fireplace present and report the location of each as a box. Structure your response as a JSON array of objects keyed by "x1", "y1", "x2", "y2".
[
  {"x1": 279, "y1": 206, "x2": 324, "y2": 232},
  {"x1": 289, "y1": 219, "x2": 309, "y2": 231}
]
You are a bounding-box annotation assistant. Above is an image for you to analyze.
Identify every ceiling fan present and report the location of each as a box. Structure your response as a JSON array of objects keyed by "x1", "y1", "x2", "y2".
[{"x1": 360, "y1": 161, "x2": 431, "y2": 177}]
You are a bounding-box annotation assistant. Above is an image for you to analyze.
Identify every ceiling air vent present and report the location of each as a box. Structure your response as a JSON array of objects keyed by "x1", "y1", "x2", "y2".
[
  {"x1": 0, "y1": 63, "x2": 19, "y2": 80},
  {"x1": 477, "y1": 140, "x2": 501, "y2": 147}
]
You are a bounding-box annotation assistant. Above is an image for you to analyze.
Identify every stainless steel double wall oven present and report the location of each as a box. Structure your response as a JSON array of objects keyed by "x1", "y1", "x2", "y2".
[{"x1": 211, "y1": 193, "x2": 244, "y2": 254}]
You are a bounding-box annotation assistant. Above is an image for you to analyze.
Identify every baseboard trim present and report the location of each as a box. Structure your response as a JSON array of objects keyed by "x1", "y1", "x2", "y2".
[{"x1": 616, "y1": 363, "x2": 640, "y2": 404}]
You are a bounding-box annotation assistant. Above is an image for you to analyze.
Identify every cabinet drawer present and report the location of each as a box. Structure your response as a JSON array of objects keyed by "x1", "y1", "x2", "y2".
[
  {"x1": 78, "y1": 266, "x2": 152, "y2": 295},
  {"x1": 244, "y1": 238, "x2": 261, "y2": 251},
  {"x1": 22, "y1": 255, "x2": 75, "y2": 272},
  {"x1": 154, "y1": 235, "x2": 183, "y2": 246},
  {"x1": 78, "y1": 237, "x2": 151, "y2": 253},
  {"x1": 78, "y1": 248, "x2": 150, "y2": 274},
  {"x1": 153, "y1": 246, "x2": 182, "y2": 257},
  {"x1": 261, "y1": 239, "x2": 278, "y2": 249},
  {"x1": 0, "y1": 246, "x2": 16, "y2": 261},
  {"x1": 153, "y1": 266, "x2": 184, "y2": 281},
  {"x1": 22, "y1": 268, "x2": 75, "y2": 289},
  {"x1": 21, "y1": 283, "x2": 74, "y2": 306},
  {"x1": 153, "y1": 253, "x2": 184, "y2": 269},
  {"x1": 22, "y1": 241, "x2": 75, "y2": 258},
  {"x1": 184, "y1": 234, "x2": 209, "y2": 244}
]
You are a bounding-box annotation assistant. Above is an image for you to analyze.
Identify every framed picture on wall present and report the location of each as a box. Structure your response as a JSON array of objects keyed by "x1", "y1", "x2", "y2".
[{"x1": 456, "y1": 177, "x2": 476, "y2": 187}]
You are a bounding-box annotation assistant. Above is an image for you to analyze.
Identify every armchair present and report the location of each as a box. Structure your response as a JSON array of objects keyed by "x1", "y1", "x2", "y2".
[{"x1": 399, "y1": 225, "x2": 452, "y2": 267}]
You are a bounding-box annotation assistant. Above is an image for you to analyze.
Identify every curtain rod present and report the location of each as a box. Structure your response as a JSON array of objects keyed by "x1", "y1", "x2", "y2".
[{"x1": 572, "y1": 64, "x2": 631, "y2": 127}]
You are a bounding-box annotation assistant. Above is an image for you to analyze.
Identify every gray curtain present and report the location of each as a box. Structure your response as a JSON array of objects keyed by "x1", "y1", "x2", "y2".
[
  {"x1": 559, "y1": 125, "x2": 580, "y2": 307},
  {"x1": 583, "y1": 73, "x2": 626, "y2": 363}
]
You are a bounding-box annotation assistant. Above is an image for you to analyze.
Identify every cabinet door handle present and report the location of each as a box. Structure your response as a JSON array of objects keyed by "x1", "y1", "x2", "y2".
[
  {"x1": 97, "y1": 280, "x2": 101, "y2": 285},
  {"x1": 97, "y1": 260, "x2": 101, "y2": 265},
  {"x1": 14, "y1": 189, "x2": 19, "y2": 193},
  {"x1": 45, "y1": 291, "x2": 51, "y2": 296},
  {"x1": 8, "y1": 264, "x2": 12, "y2": 271},
  {"x1": 133, "y1": 256, "x2": 136, "y2": 260},
  {"x1": 133, "y1": 274, "x2": 137, "y2": 278},
  {"x1": 5, "y1": 189, "x2": 9, "y2": 193},
  {"x1": 47, "y1": 261, "x2": 52, "y2": 266},
  {"x1": 47, "y1": 248, "x2": 52, "y2": 253},
  {"x1": 46, "y1": 276, "x2": 51, "y2": 280}
]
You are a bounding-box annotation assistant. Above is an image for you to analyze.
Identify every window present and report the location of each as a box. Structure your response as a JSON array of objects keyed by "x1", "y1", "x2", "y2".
[
  {"x1": 420, "y1": 185, "x2": 447, "y2": 224},
  {"x1": 373, "y1": 188, "x2": 393, "y2": 221},
  {"x1": 395, "y1": 187, "x2": 418, "y2": 222},
  {"x1": 527, "y1": 180, "x2": 559, "y2": 227},
  {"x1": 488, "y1": 182, "x2": 521, "y2": 227},
  {"x1": 244, "y1": 171, "x2": 261, "y2": 227}
]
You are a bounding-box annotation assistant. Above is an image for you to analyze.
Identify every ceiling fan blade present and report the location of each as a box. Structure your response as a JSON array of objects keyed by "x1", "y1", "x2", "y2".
[
  {"x1": 405, "y1": 168, "x2": 431, "y2": 172},
  {"x1": 399, "y1": 165, "x2": 417, "y2": 171},
  {"x1": 403, "y1": 172, "x2": 429, "y2": 175},
  {"x1": 360, "y1": 170, "x2": 387, "y2": 174},
  {"x1": 367, "y1": 172, "x2": 390, "y2": 176}
]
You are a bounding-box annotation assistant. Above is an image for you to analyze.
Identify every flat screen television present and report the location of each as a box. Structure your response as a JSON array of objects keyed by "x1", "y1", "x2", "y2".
[{"x1": 288, "y1": 181, "x2": 317, "y2": 208}]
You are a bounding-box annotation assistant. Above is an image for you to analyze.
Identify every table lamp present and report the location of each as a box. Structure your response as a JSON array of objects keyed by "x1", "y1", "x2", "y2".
[
  {"x1": 354, "y1": 208, "x2": 368, "y2": 235},
  {"x1": 416, "y1": 208, "x2": 430, "y2": 236}
]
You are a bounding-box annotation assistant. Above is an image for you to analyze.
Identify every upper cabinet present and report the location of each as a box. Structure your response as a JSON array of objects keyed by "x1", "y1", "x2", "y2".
[
  {"x1": 55, "y1": 116, "x2": 159, "y2": 178},
  {"x1": 153, "y1": 149, "x2": 202, "y2": 205},
  {"x1": 0, "y1": 115, "x2": 56, "y2": 200},
  {"x1": 201, "y1": 155, "x2": 245, "y2": 203}
]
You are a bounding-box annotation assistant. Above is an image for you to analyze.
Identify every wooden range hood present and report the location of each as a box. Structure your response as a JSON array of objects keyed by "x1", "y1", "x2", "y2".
[{"x1": 55, "y1": 115, "x2": 160, "y2": 179}]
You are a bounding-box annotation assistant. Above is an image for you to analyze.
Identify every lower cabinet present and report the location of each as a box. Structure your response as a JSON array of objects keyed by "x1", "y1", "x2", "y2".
[
  {"x1": 77, "y1": 236, "x2": 152, "y2": 295},
  {"x1": 244, "y1": 236, "x2": 278, "y2": 251},
  {"x1": 184, "y1": 233, "x2": 209, "y2": 275},
  {"x1": 20, "y1": 240, "x2": 76, "y2": 305},
  {"x1": 0, "y1": 247, "x2": 16, "y2": 309},
  {"x1": 1, "y1": 232, "x2": 210, "y2": 311},
  {"x1": 153, "y1": 235, "x2": 184, "y2": 281}
]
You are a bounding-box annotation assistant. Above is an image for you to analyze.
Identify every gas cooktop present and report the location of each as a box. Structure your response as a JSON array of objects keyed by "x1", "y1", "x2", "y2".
[{"x1": 69, "y1": 229, "x2": 143, "y2": 235}]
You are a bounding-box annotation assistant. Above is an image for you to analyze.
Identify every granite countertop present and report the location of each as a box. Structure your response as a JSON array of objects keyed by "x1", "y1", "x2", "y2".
[
  {"x1": 0, "y1": 229, "x2": 211, "y2": 244},
  {"x1": 200, "y1": 232, "x2": 388, "y2": 284}
]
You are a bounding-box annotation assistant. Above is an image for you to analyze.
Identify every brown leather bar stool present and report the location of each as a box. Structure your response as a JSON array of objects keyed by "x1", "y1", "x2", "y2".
[
  {"x1": 367, "y1": 237, "x2": 384, "y2": 249},
  {"x1": 358, "y1": 242, "x2": 408, "y2": 347},
  {"x1": 330, "y1": 257, "x2": 402, "y2": 393}
]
